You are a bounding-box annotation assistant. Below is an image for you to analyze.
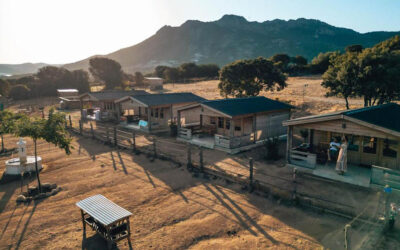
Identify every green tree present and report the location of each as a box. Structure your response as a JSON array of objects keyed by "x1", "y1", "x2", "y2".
[
  {"x1": 311, "y1": 51, "x2": 341, "y2": 74},
  {"x1": 89, "y1": 57, "x2": 124, "y2": 89},
  {"x1": 135, "y1": 72, "x2": 144, "y2": 85},
  {"x1": 179, "y1": 62, "x2": 198, "y2": 79},
  {"x1": 292, "y1": 55, "x2": 308, "y2": 66},
  {"x1": 321, "y1": 36, "x2": 400, "y2": 108},
  {"x1": 164, "y1": 67, "x2": 180, "y2": 82},
  {"x1": 219, "y1": 57, "x2": 287, "y2": 97},
  {"x1": 9, "y1": 85, "x2": 31, "y2": 100},
  {"x1": 15, "y1": 109, "x2": 72, "y2": 193},
  {"x1": 345, "y1": 44, "x2": 363, "y2": 53},
  {"x1": 270, "y1": 54, "x2": 291, "y2": 72},
  {"x1": 154, "y1": 65, "x2": 170, "y2": 78},
  {"x1": 0, "y1": 110, "x2": 20, "y2": 152},
  {"x1": 0, "y1": 79, "x2": 10, "y2": 97},
  {"x1": 71, "y1": 69, "x2": 90, "y2": 93},
  {"x1": 322, "y1": 52, "x2": 359, "y2": 109}
]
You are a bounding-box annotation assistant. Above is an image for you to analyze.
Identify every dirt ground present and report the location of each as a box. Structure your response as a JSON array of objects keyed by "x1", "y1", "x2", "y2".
[{"x1": 0, "y1": 134, "x2": 351, "y2": 249}]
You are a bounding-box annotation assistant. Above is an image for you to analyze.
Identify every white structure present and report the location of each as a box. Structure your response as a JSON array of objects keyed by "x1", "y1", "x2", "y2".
[
  {"x1": 17, "y1": 138, "x2": 27, "y2": 164},
  {"x1": 4, "y1": 138, "x2": 43, "y2": 175}
]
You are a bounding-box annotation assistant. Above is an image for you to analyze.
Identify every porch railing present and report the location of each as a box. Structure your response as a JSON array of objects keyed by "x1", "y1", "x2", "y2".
[
  {"x1": 371, "y1": 165, "x2": 400, "y2": 190},
  {"x1": 289, "y1": 149, "x2": 317, "y2": 169},
  {"x1": 178, "y1": 127, "x2": 192, "y2": 140}
]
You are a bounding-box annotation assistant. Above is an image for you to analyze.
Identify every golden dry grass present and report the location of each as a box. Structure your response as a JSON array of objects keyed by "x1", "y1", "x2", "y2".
[
  {"x1": 0, "y1": 135, "x2": 346, "y2": 249},
  {"x1": 160, "y1": 76, "x2": 365, "y2": 118}
]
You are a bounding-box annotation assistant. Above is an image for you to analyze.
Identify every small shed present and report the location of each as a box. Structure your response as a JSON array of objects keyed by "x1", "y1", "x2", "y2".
[
  {"x1": 115, "y1": 92, "x2": 205, "y2": 132},
  {"x1": 79, "y1": 90, "x2": 148, "y2": 121},
  {"x1": 57, "y1": 89, "x2": 80, "y2": 110},
  {"x1": 177, "y1": 96, "x2": 292, "y2": 153},
  {"x1": 144, "y1": 77, "x2": 163, "y2": 90}
]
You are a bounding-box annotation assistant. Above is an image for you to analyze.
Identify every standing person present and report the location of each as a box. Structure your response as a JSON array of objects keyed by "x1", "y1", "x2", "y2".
[
  {"x1": 327, "y1": 137, "x2": 340, "y2": 162},
  {"x1": 336, "y1": 136, "x2": 348, "y2": 175}
]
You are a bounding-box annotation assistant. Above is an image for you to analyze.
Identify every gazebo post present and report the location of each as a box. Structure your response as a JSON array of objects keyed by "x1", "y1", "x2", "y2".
[
  {"x1": 127, "y1": 217, "x2": 132, "y2": 244},
  {"x1": 80, "y1": 209, "x2": 86, "y2": 233}
]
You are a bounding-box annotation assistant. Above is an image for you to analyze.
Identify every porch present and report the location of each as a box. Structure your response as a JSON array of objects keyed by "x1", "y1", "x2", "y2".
[{"x1": 287, "y1": 158, "x2": 372, "y2": 187}]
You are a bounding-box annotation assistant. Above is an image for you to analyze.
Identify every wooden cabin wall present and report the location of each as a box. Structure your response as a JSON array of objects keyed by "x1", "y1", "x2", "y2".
[
  {"x1": 255, "y1": 111, "x2": 290, "y2": 140},
  {"x1": 180, "y1": 106, "x2": 201, "y2": 126}
]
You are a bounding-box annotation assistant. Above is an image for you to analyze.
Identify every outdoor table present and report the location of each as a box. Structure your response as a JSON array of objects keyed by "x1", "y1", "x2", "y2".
[{"x1": 76, "y1": 194, "x2": 132, "y2": 248}]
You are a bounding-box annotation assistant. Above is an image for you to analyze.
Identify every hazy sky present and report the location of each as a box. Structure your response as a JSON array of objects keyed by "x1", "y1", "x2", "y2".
[{"x1": 1, "y1": 0, "x2": 399, "y2": 64}]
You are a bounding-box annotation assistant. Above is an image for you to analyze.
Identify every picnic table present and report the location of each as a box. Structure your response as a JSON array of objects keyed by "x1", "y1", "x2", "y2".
[{"x1": 76, "y1": 194, "x2": 132, "y2": 248}]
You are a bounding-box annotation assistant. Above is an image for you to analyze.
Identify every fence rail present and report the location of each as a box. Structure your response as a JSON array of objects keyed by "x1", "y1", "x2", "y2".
[{"x1": 66, "y1": 116, "x2": 367, "y2": 218}]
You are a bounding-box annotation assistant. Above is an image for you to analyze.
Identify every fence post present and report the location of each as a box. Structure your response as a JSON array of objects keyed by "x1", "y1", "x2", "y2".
[
  {"x1": 292, "y1": 168, "x2": 298, "y2": 203},
  {"x1": 249, "y1": 158, "x2": 254, "y2": 192},
  {"x1": 90, "y1": 122, "x2": 95, "y2": 139},
  {"x1": 132, "y1": 131, "x2": 136, "y2": 152},
  {"x1": 79, "y1": 120, "x2": 83, "y2": 135},
  {"x1": 199, "y1": 146, "x2": 204, "y2": 172},
  {"x1": 187, "y1": 144, "x2": 192, "y2": 169},
  {"x1": 69, "y1": 115, "x2": 72, "y2": 128},
  {"x1": 153, "y1": 138, "x2": 157, "y2": 158},
  {"x1": 106, "y1": 126, "x2": 110, "y2": 144},
  {"x1": 113, "y1": 126, "x2": 117, "y2": 147}
]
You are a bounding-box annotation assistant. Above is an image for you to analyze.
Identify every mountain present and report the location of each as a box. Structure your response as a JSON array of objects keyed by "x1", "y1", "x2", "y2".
[
  {"x1": 6, "y1": 15, "x2": 400, "y2": 75},
  {"x1": 0, "y1": 63, "x2": 51, "y2": 77}
]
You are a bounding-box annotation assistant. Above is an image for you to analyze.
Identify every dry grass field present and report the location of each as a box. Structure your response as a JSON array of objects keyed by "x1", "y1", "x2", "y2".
[
  {"x1": 159, "y1": 75, "x2": 365, "y2": 118},
  {"x1": 0, "y1": 135, "x2": 350, "y2": 249},
  {"x1": 1, "y1": 76, "x2": 398, "y2": 249}
]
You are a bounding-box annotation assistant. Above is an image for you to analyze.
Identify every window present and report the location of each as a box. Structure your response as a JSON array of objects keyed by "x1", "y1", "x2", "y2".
[
  {"x1": 225, "y1": 119, "x2": 230, "y2": 130},
  {"x1": 210, "y1": 117, "x2": 216, "y2": 125},
  {"x1": 383, "y1": 139, "x2": 398, "y2": 158},
  {"x1": 235, "y1": 125, "x2": 241, "y2": 131},
  {"x1": 145, "y1": 108, "x2": 148, "y2": 114},
  {"x1": 348, "y1": 135, "x2": 360, "y2": 152},
  {"x1": 218, "y1": 117, "x2": 224, "y2": 128},
  {"x1": 160, "y1": 108, "x2": 164, "y2": 119},
  {"x1": 151, "y1": 108, "x2": 153, "y2": 117},
  {"x1": 104, "y1": 102, "x2": 113, "y2": 110},
  {"x1": 155, "y1": 108, "x2": 159, "y2": 118},
  {"x1": 363, "y1": 136, "x2": 377, "y2": 154}
]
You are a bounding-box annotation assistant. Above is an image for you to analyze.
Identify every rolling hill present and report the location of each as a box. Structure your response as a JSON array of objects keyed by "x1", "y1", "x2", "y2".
[{"x1": 3, "y1": 15, "x2": 399, "y2": 76}]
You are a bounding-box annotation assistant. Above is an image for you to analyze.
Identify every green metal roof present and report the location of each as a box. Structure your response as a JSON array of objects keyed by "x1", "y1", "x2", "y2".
[
  {"x1": 287, "y1": 103, "x2": 400, "y2": 133},
  {"x1": 202, "y1": 96, "x2": 292, "y2": 117},
  {"x1": 132, "y1": 93, "x2": 205, "y2": 106},
  {"x1": 344, "y1": 103, "x2": 400, "y2": 133}
]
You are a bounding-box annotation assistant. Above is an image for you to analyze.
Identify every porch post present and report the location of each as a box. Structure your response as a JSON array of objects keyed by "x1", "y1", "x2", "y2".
[
  {"x1": 170, "y1": 104, "x2": 173, "y2": 124},
  {"x1": 252, "y1": 115, "x2": 257, "y2": 143},
  {"x1": 287, "y1": 125, "x2": 293, "y2": 163},
  {"x1": 80, "y1": 99, "x2": 84, "y2": 120},
  {"x1": 115, "y1": 103, "x2": 121, "y2": 123},
  {"x1": 177, "y1": 110, "x2": 181, "y2": 129},
  {"x1": 200, "y1": 114, "x2": 203, "y2": 129},
  {"x1": 229, "y1": 119, "x2": 234, "y2": 137},
  {"x1": 147, "y1": 107, "x2": 152, "y2": 131}
]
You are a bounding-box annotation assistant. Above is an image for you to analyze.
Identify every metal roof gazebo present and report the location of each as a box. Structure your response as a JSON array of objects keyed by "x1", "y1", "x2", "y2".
[{"x1": 76, "y1": 194, "x2": 132, "y2": 248}]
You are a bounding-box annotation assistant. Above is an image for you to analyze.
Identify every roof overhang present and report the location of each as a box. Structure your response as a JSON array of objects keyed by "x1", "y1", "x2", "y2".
[
  {"x1": 344, "y1": 116, "x2": 400, "y2": 139},
  {"x1": 283, "y1": 114, "x2": 342, "y2": 126},
  {"x1": 115, "y1": 96, "x2": 148, "y2": 107}
]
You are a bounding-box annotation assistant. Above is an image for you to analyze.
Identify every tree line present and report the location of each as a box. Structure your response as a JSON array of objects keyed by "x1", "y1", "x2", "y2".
[
  {"x1": 152, "y1": 63, "x2": 220, "y2": 82},
  {"x1": 218, "y1": 35, "x2": 400, "y2": 109}
]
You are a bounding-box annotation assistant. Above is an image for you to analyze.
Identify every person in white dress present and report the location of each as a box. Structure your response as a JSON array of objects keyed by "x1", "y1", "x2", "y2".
[{"x1": 336, "y1": 136, "x2": 348, "y2": 175}]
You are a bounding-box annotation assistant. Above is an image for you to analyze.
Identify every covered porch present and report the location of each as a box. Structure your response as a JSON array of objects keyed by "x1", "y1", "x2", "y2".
[
  {"x1": 117, "y1": 98, "x2": 174, "y2": 133},
  {"x1": 177, "y1": 104, "x2": 259, "y2": 153},
  {"x1": 284, "y1": 112, "x2": 400, "y2": 188}
]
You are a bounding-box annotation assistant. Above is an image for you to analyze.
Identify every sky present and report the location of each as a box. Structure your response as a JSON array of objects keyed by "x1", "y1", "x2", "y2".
[{"x1": 1, "y1": 0, "x2": 400, "y2": 64}]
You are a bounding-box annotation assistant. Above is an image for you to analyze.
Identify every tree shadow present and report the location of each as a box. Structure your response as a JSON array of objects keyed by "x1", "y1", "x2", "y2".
[{"x1": 14, "y1": 199, "x2": 44, "y2": 250}]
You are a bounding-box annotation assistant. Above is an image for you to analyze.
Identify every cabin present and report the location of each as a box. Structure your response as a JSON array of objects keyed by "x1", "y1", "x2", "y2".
[
  {"x1": 57, "y1": 89, "x2": 80, "y2": 110},
  {"x1": 283, "y1": 103, "x2": 400, "y2": 189},
  {"x1": 144, "y1": 77, "x2": 163, "y2": 90},
  {"x1": 79, "y1": 90, "x2": 148, "y2": 122},
  {"x1": 177, "y1": 96, "x2": 292, "y2": 154},
  {"x1": 115, "y1": 92, "x2": 205, "y2": 133}
]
